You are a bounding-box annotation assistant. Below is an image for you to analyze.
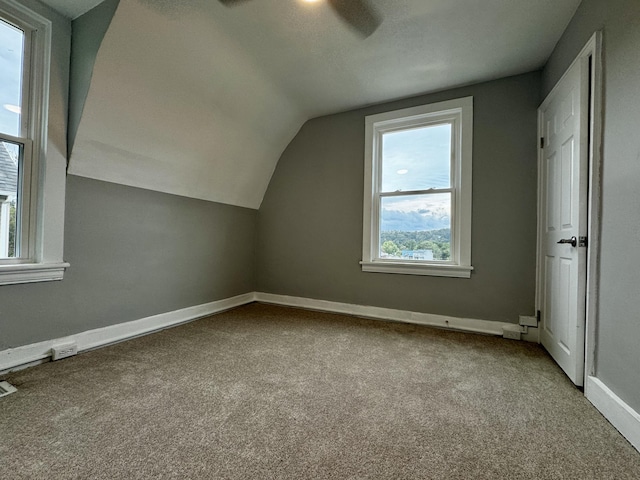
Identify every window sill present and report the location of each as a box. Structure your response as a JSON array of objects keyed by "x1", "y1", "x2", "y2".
[
  {"x1": 0, "y1": 262, "x2": 70, "y2": 286},
  {"x1": 360, "y1": 261, "x2": 473, "y2": 278}
]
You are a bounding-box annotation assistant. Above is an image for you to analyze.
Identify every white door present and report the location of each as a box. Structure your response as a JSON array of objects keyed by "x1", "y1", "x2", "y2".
[{"x1": 538, "y1": 56, "x2": 590, "y2": 386}]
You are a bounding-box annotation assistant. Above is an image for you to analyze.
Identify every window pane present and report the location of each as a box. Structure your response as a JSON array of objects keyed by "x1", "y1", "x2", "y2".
[
  {"x1": 381, "y1": 123, "x2": 451, "y2": 192},
  {"x1": 0, "y1": 140, "x2": 20, "y2": 258},
  {"x1": 0, "y1": 18, "x2": 24, "y2": 137},
  {"x1": 380, "y1": 193, "x2": 451, "y2": 261}
]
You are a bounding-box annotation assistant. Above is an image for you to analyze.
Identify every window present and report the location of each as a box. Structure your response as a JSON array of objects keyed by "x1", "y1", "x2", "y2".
[
  {"x1": 361, "y1": 97, "x2": 473, "y2": 278},
  {"x1": 0, "y1": 0, "x2": 67, "y2": 285}
]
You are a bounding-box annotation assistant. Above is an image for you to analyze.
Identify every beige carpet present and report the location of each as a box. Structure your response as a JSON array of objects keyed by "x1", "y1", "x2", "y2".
[{"x1": 1, "y1": 303, "x2": 639, "y2": 479}]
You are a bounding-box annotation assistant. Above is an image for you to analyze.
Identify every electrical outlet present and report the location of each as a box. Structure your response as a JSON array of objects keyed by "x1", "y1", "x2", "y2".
[{"x1": 51, "y1": 343, "x2": 77, "y2": 361}]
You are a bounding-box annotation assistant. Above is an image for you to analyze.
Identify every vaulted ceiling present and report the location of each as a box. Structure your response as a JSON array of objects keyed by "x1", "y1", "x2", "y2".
[{"x1": 44, "y1": 0, "x2": 581, "y2": 209}]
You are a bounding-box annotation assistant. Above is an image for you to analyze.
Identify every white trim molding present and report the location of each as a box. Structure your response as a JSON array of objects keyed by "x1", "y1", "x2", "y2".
[
  {"x1": 254, "y1": 292, "x2": 538, "y2": 341},
  {"x1": 0, "y1": 292, "x2": 254, "y2": 374},
  {"x1": 3, "y1": 291, "x2": 636, "y2": 455},
  {"x1": 1, "y1": 291, "x2": 540, "y2": 375},
  {"x1": 0, "y1": 262, "x2": 69, "y2": 285},
  {"x1": 586, "y1": 376, "x2": 640, "y2": 452},
  {"x1": 581, "y1": 31, "x2": 603, "y2": 381},
  {"x1": 362, "y1": 96, "x2": 473, "y2": 278},
  {"x1": 360, "y1": 261, "x2": 472, "y2": 278}
]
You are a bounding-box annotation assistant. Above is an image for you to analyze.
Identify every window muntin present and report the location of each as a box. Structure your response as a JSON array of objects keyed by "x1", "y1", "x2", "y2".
[{"x1": 362, "y1": 97, "x2": 473, "y2": 278}]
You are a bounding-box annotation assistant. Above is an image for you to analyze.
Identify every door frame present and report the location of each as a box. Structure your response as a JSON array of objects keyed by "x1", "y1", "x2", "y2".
[{"x1": 535, "y1": 31, "x2": 603, "y2": 386}]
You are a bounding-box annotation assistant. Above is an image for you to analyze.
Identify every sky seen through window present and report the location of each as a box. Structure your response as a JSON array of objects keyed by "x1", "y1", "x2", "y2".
[
  {"x1": 0, "y1": 18, "x2": 24, "y2": 138},
  {"x1": 380, "y1": 123, "x2": 452, "y2": 233}
]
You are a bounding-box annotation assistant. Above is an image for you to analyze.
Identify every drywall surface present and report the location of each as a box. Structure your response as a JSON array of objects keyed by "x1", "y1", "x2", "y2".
[
  {"x1": 257, "y1": 72, "x2": 541, "y2": 324},
  {"x1": 66, "y1": 0, "x2": 579, "y2": 209},
  {"x1": 0, "y1": 175, "x2": 256, "y2": 350},
  {"x1": 67, "y1": 0, "x2": 305, "y2": 209},
  {"x1": 68, "y1": 0, "x2": 120, "y2": 154},
  {"x1": 543, "y1": 0, "x2": 640, "y2": 413}
]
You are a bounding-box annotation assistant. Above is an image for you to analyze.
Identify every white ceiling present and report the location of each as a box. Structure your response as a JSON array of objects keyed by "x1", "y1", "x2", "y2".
[
  {"x1": 39, "y1": 0, "x2": 104, "y2": 18},
  {"x1": 65, "y1": 0, "x2": 581, "y2": 209}
]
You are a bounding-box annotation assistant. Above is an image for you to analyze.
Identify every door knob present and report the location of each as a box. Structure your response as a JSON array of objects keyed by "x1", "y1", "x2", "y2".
[{"x1": 557, "y1": 236, "x2": 577, "y2": 247}]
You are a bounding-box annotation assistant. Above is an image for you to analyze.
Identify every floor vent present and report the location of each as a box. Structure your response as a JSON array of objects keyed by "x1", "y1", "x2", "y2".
[{"x1": 0, "y1": 381, "x2": 17, "y2": 398}]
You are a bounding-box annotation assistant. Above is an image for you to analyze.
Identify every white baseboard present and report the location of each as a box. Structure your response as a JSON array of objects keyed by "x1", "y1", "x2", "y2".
[
  {"x1": 5, "y1": 292, "x2": 635, "y2": 454},
  {"x1": 1, "y1": 291, "x2": 538, "y2": 376},
  {"x1": 254, "y1": 292, "x2": 538, "y2": 342},
  {"x1": 586, "y1": 376, "x2": 640, "y2": 452},
  {"x1": 0, "y1": 292, "x2": 255, "y2": 375}
]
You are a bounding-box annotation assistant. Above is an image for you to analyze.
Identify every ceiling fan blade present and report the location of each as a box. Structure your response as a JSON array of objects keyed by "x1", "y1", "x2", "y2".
[{"x1": 327, "y1": 0, "x2": 381, "y2": 38}]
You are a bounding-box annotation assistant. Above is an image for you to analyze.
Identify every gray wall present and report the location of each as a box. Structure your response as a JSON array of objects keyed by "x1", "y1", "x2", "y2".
[
  {"x1": 68, "y1": 0, "x2": 120, "y2": 154},
  {"x1": 257, "y1": 72, "x2": 541, "y2": 324},
  {"x1": 0, "y1": 175, "x2": 256, "y2": 350},
  {"x1": 543, "y1": 0, "x2": 640, "y2": 412},
  {"x1": 0, "y1": 1, "x2": 255, "y2": 351}
]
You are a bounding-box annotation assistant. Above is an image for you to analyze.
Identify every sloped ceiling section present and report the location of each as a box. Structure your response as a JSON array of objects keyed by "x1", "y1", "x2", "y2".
[
  {"x1": 68, "y1": 0, "x2": 120, "y2": 155},
  {"x1": 67, "y1": 0, "x2": 581, "y2": 209},
  {"x1": 68, "y1": 0, "x2": 305, "y2": 208},
  {"x1": 38, "y1": 0, "x2": 106, "y2": 19}
]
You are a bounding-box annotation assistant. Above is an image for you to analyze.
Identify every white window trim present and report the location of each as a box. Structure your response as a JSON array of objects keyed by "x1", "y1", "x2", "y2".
[
  {"x1": 0, "y1": 0, "x2": 68, "y2": 285},
  {"x1": 361, "y1": 97, "x2": 473, "y2": 278}
]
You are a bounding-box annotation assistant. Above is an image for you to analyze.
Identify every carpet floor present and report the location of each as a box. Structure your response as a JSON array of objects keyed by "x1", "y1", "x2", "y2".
[{"x1": 1, "y1": 303, "x2": 639, "y2": 479}]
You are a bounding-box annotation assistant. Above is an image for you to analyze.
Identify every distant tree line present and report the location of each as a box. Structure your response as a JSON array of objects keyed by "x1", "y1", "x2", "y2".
[{"x1": 380, "y1": 228, "x2": 451, "y2": 260}]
